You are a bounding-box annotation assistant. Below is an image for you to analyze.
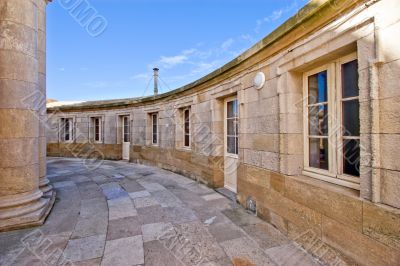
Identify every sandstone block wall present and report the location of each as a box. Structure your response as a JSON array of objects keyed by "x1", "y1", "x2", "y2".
[{"x1": 47, "y1": 0, "x2": 400, "y2": 264}]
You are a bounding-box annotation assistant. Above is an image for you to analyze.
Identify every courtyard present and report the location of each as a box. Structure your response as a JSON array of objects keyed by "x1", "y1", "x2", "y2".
[{"x1": 0, "y1": 158, "x2": 320, "y2": 266}]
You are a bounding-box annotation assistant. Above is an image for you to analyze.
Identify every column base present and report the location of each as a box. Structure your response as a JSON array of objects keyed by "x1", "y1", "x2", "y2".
[
  {"x1": 0, "y1": 191, "x2": 56, "y2": 232},
  {"x1": 39, "y1": 176, "x2": 53, "y2": 194}
]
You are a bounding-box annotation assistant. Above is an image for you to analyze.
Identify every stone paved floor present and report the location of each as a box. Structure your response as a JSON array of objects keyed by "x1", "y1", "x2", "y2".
[{"x1": 0, "y1": 158, "x2": 321, "y2": 266}]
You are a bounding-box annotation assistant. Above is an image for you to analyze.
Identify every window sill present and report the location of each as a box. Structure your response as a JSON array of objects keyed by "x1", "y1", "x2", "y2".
[
  {"x1": 289, "y1": 174, "x2": 361, "y2": 201},
  {"x1": 302, "y1": 169, "x2": 360, "y2": 190},
  {"x1": 225, "y1": 154, "x2": 239, "y2": 159},
  {"x1": 177, "y1": 147, "x2": 192, "y2": 152}
]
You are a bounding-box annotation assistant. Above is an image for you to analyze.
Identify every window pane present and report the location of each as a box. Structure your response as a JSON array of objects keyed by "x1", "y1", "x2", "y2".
[
  {"x1": 95, "y1": 119, "x2": 100, "y2": 135},
  {"x1": 184, "y1": 110, "x2": 190, "y2": 135},
  {"x1": 184, "y1": 122, "x2": 190, "y2": 134},
  {"x1": 227, "y1": 100, "x2": 238, "y2": 118},
  {"x1": 153, "y1": 133, "x2": 157, "y2": 144},
  {"x1": 227, "y1": 136, "x2": 237, "y2": 154},
  {"x1": 343, "y1": 99, "x2": 360, "y2": 136},
  {"x1": 185, "y1": 135, "x2": 190, "y2": 147},
  {"x1": 342, "y1": 60, "x2": 359, "y2": 98},
  {"x1": 227, "y1": 118, "x2": 235, "y2": 136},
  {"x1": 152, "y1": 114, "x2": 157, "y2": 126},
  {"x1": 308, "y1": 105, "x2": 328, "y2": 136},
  {"x1": 184, "y1": 110, "x2": 189, "y2": 122},
  {"x1": 309, "y1": 138, "x2": 329, "y2": 170},
  {"x1": 308, "y1": 71, "x2": 327, "y2": 104},
  {"x1": 343, "y1": 139, "x2": 360, "y2": 176},
  {"x1": 65, "y1": 119, "x2": 70, "y2": 141}
]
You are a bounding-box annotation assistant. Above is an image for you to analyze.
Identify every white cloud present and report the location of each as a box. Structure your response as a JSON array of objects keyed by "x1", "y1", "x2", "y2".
[
  {"x1": 221, "y1": 38, "x2": 234, "y2": 51},
  {"x1": 254, "y1": 1, "x2": 300, "y2": 33},
  {"x1": 58, "y1": 67, "x2": 65, "y2": 72},
  {"x1": 159, "y1": 55, "x2": 188, "y2": 68},
  {"x1": 130, "y1": 73, "x2": 150, "y2": 80},
  {"x1": 265, "y1": 9, "x2": 284, "y2": 22}
]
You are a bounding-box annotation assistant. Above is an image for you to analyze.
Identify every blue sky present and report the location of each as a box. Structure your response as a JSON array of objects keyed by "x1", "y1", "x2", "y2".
[{"x1": 47, "y1": 0, "x2": 308, "y2": 101}]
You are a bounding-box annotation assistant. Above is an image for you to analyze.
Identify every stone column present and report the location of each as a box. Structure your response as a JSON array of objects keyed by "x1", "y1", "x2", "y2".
[
  {"x1": 37, "y1": 0, "x2": 52, "y2": 194},
  {"x1": 0, "y1": 0, "x2": 54, "y2": 231}
]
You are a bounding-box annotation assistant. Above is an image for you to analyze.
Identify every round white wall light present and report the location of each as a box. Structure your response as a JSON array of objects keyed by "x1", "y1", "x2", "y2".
[{"x1": 253, "y1": 72, "x2": 265, "y2": 90}]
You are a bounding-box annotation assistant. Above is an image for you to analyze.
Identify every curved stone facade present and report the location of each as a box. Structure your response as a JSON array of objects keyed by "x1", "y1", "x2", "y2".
[{"x1": 47, "y1": 0, "x2": 400, "y2": 264}]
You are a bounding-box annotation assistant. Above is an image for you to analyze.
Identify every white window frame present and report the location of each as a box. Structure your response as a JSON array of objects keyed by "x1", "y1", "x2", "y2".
[
  {"x1": 303, "y1": 53, "x2": 360, "y2": 190},
  {"x1": 224, "y1": 96, "x2": 239, "y2": 158},
  {"x1": 60, "y1": 117, "x2": 74, "y2": 143},
  {"x1": 182, "y1": 107, "x2": 191, "y2": 149},
  {"x1": 151, "y1": 113, "x2": 158, "y2": 145},
  {"x1": 90, "y1": 116, "x2": 103, "y2": 143}
]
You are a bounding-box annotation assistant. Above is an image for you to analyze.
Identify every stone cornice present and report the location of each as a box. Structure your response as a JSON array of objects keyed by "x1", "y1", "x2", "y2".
[{"x1": 48, "y1": 0, "x2": 367, "y2": 113}]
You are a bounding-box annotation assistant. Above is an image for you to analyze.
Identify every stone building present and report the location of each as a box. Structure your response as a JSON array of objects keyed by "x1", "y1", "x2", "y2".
[{"x1": 0, "y1": 0, "x2": 395, "y2": 264}]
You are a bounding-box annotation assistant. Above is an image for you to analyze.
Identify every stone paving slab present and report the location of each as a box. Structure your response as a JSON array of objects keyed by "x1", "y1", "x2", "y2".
[
  {"x1": 201, "y1": 193, "x2": 226, "y2": 201},
  {"x1": 137, "y1": 205, "x2": 170, "y2": 225},
  {"x1": 144, "y1": 240, "x2": 185, "y2": 266},
  {"x1": 172, "y1": 221, "x2": 228, "y2": 264},
  {"x1": 220, "y1": 237, "x2": 276, "y2": 266},
  {"x1": 151, "y1": 189, "x2": 184, "y2": 208},
  {"x1": 141, "y1": 222, "x2": 174, "y2": 242},
  {"x1": 53, "y1": 181, "x2": 76, "y2": 189},
  {"x1": 71, "y1": 213, "x2": 108, "y2": 239},
  {"x1": 77, "y1": 182, "x2": 105, "y2": 200},
  {"x1": 102, "y1": 235, "x2": 144, "y2": 266},
  {"x1": 70, "y1": 175, "x2": 91, "y2": 183},
  {"x1": 137, "y1": 181, "x2": 167, "y2": 192},
  {"x1": 129, "y1": 190, "x2": 151, "y2": 199},
  {"x1": 107, "y1": 197, "x2": 138, "y2": 220},
  {"x1": 80, "y1": 198, "x2": 108, "y2": 218},
  {"x1": 106, "y1": 216, "x2": 142, "y2": 241},
  {"x1": 73, "y1": 258, "x2": 102, "y2": 266},
  {"x1": 242, "y1": 222, "x2": 291, "y2": 250},
  {"x1": 133, "y1": 196, "x2": 160, "y2": 208},
  {"x1": 120, "y1": 179, "x2": 145, "y2": 192},
  {"x1": 63, "y1": 234, "x2": 106, "y2": 262},
  {"x1": 0, "y1": 158, "x2": 322, "y2": 266},
  {"x1": 264, "y1": 243, "x2": 321, "y2": 266},
  {"x1": 100, "y1": 182, "x2": 129, "y2": 200},
  {"x1": 208, "y1": 221, "x2": 246, "y2": 243}
]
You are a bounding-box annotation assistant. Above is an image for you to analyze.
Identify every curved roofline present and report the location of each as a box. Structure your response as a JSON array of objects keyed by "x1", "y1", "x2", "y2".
[{"x1": 48, "y1": 0, "x2": 364, "y2": 112}]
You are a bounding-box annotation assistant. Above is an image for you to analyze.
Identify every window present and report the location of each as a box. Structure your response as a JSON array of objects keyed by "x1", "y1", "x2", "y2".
[
  {"x1": 303, "y1": 53, "x2": 360, "y2": 188},
  {"x1": 183, "y1": 108, "x2": 190, "y2": 148},
  {"x1": 226, "y1": 98, "x2": 239, "y2": 155},
  {"x1": 152, "y1": 113, "x2": 158, "y2": 145},
  {"x1": 61, "y1": 118, "x2": 73, "y2": 142},
  {"x1": 91, "y1": 117, "x2": 102, "y2": 142},
  {"x1": 123, "y1": 116, "x2": 130, "y2": 143}
]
